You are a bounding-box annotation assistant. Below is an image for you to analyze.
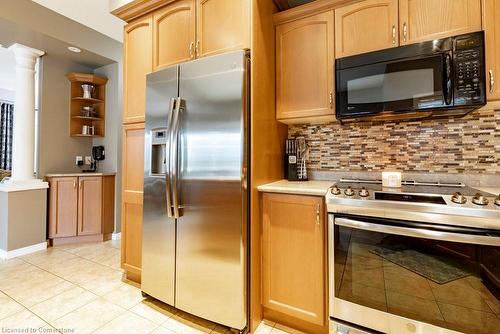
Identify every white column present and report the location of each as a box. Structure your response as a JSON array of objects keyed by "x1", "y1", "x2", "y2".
[{"x1": 7, "y1": 44, "x2": 44, "y2": 183}]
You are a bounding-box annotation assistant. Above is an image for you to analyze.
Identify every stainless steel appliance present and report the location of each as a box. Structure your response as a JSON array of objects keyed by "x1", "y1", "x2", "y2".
[
  {"x1": 142, "y1": 50, "x2": 249, "y2": 332},
  {"x1": 326, "y1": 179, "x2": 500, "y2": 334},
  {"x1": 335, "y1": 31, "x2": 487, "y2": 122}
]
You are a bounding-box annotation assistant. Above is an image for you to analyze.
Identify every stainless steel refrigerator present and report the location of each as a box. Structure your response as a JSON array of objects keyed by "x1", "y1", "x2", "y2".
[{"x1": 142, "y1": 50, "x2": 249, "y2": 332}]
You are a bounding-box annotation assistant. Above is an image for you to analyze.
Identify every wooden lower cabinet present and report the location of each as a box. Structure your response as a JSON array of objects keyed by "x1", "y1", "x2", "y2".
[
  {"x1": 47, "y1": 175, "x2": 115, "y2": 244},
  {"x1": 262, "y1": 193, "x2": 327, "y2": 332},
  {"x1": 121, "y1": 123, "x2": 145, "y2": 282}
]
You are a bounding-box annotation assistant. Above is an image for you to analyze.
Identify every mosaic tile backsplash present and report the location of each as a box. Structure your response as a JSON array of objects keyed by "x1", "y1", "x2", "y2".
[{"x1": 288, "y1": 108, "x2": 500, "y2": 174}]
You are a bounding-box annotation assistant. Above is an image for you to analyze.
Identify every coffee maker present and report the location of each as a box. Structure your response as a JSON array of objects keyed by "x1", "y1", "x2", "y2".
[{"x1": 91, "y1": 145, "x2": 105, "y2": 171}]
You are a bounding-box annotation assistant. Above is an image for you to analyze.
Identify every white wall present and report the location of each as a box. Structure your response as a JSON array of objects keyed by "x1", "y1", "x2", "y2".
[
  {"x1": 31, "y1": 0, "x2": 125, "y2": 42},
  {"x1": 0, "y1": 47, "x2": 16, "y2": 102},
  {"x1": 93, "y1": 62, "x2": 122, "y2": 232}
]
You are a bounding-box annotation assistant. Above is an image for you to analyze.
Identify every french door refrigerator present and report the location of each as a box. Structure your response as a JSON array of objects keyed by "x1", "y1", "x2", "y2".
[{"x1": 142, "y1": 50, "x2": 249, "y2": 332}]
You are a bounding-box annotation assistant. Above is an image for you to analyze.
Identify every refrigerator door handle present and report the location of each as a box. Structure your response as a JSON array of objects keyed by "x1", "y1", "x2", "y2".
[
  {"x1": 165, "y1": 97, "x2": 176, "y2": 218},
  {"x1": 171, "y1": 97, "x2": 184, "y2": 219}
]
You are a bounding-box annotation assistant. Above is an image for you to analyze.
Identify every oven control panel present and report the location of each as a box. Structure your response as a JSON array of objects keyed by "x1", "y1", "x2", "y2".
[{"x1": 454, "y1": 34, "x2": 485, "y2": 105}]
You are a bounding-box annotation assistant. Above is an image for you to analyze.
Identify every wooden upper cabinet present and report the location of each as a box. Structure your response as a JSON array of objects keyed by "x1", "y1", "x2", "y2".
[
  {"x1": 153, "y1": 0, "x2": 196, "y2": 70},
  {"x1": 483, "y1": 0, "x2": 500, "y2": 101},
  {"x1": 124, "y1": 15, "x2": 152, "y2": 124},
  {"x1": 78, "y1": 176, "x2": 103, "y2": 236},
  {"x1": 276, "y1": 11, "x2": 335, "y2": 123},
  {"x1": 262, "y1": 193, "x2": 326, "y2": 326},
  {"x1": 48, "y1": 177, "x2": 78, "y2": 238},
  {"x1": 196, "y1": 0, "x2": 250, "y2": 57},
  {"x1": 335, "y1": 0, "x2": 398, "y2": 58},
  {"x1": 399, "y1": 0, "x2": 482, "y2": 45}
]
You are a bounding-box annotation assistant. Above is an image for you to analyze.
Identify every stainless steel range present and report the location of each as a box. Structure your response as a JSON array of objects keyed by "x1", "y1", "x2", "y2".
[{"x1": 326, "y1": 179, "x2": 500, "y2": 334}]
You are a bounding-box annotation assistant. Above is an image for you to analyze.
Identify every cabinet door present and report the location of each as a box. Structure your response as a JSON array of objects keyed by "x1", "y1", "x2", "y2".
[
  {"x1": 121, "y1": 123, "x2": 145, "y2": 281},
  {"x1": 124, "y1": 15, "x2": 152, "y2": 124},
  {"x1": 77, "y1": 176, "x2": 102, "y2": 236},
  {"x1": 399, "y1": 0, "x2": 481, "y2": 45},
  {"x1": 335, "y1": 0, "x2": 398, "y2": 58},
  {"x1": 276, "y1": 11, "x2": 334, "y2": 122},
  {"x1": 484, "y1": 0, "x2": 500, "y2": 101},
  {"x1": 153, "y1": 0, "x2": 196, "y2": 70},
  {"x1": 262, "y1": 193, "x2": 325, "y2": 326},
  {"x1": 48, "y1": 177, "x2": 78, "y2": 238},
  {"x1": 196, "y1": 0, "x2": 250, "y2": 57}
]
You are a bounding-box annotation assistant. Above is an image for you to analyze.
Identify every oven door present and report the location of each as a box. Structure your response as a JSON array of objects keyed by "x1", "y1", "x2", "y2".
[
  {"x1": 328, "y1": 214, "x2": 500, "y2": 334},
  {"x1": 336, "y1": 53, "x2": 452, "y2": 119}
]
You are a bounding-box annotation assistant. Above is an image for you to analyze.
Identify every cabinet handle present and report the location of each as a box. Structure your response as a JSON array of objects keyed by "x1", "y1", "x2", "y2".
[
  {"x1": 73, "y1": 180, "x2": 76, "y2": 188},
  {"x1": 189, "y1": 42, "x2": 194, "y2": 59},
  {"x1": 392, "y1": 25, "x2": 396, "y2": 45},
  {"x1": 489, "y1": 69, "x2": 495, "y2": 93},
  {"x1": 403, "y1": 22, "x2": 407, "y2": 43},
  {"x1": 329, "y1": 92, "x2": 333, "y2": 109},
  {"x1": 195, "y1": 40, "x2": 200, "y2": 58},
  {"x1": 316, "y1": 204, "x2": 320, "y2": 225}
]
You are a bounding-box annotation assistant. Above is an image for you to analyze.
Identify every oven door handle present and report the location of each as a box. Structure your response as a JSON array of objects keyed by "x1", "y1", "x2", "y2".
[{"x1": 334, "y1": 217, "x2": 500, "y2": 247}]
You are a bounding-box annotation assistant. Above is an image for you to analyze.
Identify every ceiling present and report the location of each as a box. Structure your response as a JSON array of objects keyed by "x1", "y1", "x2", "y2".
[
  {"x1": 0, "y1": 17, "x2": 115, "y2": 69},
  {"x1": 273, "y1": 0, "x2": 316, "y2": 11}
]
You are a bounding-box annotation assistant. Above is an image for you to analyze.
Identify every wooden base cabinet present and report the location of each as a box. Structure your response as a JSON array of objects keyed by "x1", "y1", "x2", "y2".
[
  {"x1": 262, "y1": 193, "x2": 326, "y2": 331},
  {"x1": 47, "y1": 175, "x2": 115, "y2": 245},
  {"x1": 121, "y1": 123, "x2": 145, "y2": 282}
]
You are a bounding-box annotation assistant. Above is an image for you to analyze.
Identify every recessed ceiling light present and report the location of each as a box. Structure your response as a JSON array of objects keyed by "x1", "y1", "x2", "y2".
[{"x1": 67, "y1": 46, "x2": 81, "y2": 53}]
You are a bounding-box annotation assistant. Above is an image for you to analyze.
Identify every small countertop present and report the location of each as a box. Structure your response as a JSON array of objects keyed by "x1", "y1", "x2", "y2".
[
  {"x1": 257, "y1": 180, "x2": 333, "y2": 196},
  {"x1": 258, "y1": 180, "x2": 500, "y2": 198},
  {"x1": 45, "y1": 172, "x2": 116, "y2": 177}
]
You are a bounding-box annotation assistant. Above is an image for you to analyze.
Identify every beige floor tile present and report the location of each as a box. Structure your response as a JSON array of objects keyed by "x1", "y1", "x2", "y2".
[
  {"x1": 130, "y1": 298, "x2": 176, "y2": 325},
  {"x1": 210, "y1": 324, "x2": 233, "y2": 334},
  {"x1": 386, "y1": 290, "x2": 445, "y2": 327},
  {"x1": 152, "y1": 326, "x2": 177, "y2": 334},
  {"x1": 0, "y1": 309, "x2": 50, "y2": 332},
  {"x1": 253, "y1": 322, "x2": 274, "y2": 334},
  {"x1": 163, "y1": 313, "x2": 216, "y2": 334},
  {"x1": 273, "y1": 323, "x2": 304, "y2": 334},
  {"x1": 102, "y1": 282, "x2": 145, "y2": 309},
  {"x1": 4, "y1": 275, "x2": 75, "y2": 307},
  {"x1": 78, "y1": 270, "x2": 124, "y2": 296},
  {"x1": 0, "y1": 292, "x2": 24, "y2": 320},
  {"x1": 30, "y1": 286, "x2": 97, "y2": 322},
  {"x1": 430, "y1": 277, "x2": 492, "y2": 312},
  {"x1": 438, "y1": 302, "x2": 500, "y2": 334},
  {"x1": 51, "y1": 298, "x2": 125, "y2": 334},
  {"x1": 93, "y1": 311, "x2": 158, "y2": 334}
]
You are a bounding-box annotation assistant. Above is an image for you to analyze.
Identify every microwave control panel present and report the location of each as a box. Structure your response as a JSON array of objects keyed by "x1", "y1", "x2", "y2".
[{"x1": 454, "y1": 35, "x2": 485, "y2": 105}]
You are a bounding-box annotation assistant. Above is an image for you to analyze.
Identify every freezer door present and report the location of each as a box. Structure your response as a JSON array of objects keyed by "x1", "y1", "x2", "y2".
[
  {"x1": 175, "y1": 51, "x2": 248, "y2": 330},
  {"x1": 142, "y1": 66, "x2": 179, "y2": 306}
]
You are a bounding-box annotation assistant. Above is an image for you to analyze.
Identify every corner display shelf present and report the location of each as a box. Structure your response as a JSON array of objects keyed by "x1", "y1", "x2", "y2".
[{"x1": 66, "y1": 72, "x2": 108, "y2": 138}]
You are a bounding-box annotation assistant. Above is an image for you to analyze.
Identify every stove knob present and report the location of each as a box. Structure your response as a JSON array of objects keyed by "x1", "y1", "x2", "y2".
[
  {"x1": 495, "y1": 195, "x2": 500, "y2": 207},
  {"x1": 359, "y1": 187, "x2": 369, "y2": 197},
  {"x1": 330, "y1": 185, "x2": 341, "y2": 195},
  {"x1": 344, "y1": 186, "x2": 355, "y2": 196},
  {"x1": 451, "y1": 192, "x2": 467, "y2": 204},
  {"x1": 472, "y1": 193, "x2": 489, "y2": 206}
]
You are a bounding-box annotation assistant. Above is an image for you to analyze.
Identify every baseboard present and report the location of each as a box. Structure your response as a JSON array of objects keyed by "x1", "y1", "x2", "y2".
[
  {"x1": 112, "y1": 232, "x2": 121, "y2": 240},
  {"x1": 0, "y1": 242, "x2": 47, "y2": 260}
]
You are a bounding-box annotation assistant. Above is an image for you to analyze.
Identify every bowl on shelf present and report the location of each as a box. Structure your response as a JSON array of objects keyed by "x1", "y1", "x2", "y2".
[{"x1": 81, "y1": 105, "x2": 95, "y2": 117}]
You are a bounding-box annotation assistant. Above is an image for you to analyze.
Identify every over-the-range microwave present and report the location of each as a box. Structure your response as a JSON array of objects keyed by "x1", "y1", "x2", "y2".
[{"x1": 335, "y1": 31, "x2": 487, "y2": 122}]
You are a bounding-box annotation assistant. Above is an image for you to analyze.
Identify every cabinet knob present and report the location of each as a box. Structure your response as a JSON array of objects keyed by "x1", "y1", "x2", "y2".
[
  {"x1": 189, "y1": 42, "x2": 194, "y2": 59},
  {"x1": 489, "y1": 69, "x2": 495, "y2": 94}
]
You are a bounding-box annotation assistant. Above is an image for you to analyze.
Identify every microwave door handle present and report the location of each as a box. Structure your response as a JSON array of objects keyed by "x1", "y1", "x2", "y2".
[
  {"x1": 165, "y1": 97, "x2": 176, "y2": 218},
  {"x1": 443, "y1": 53, "x2": 452, "y2": 105},
  {"x1": 171, "y1": 97, "x2": 183, "y2": 219},
  {"x1": 335, "y1": 218, "x2": 500, "y2": 247}
]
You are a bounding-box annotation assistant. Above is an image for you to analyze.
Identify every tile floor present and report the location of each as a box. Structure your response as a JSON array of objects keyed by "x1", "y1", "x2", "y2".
[{"x1": 0, "y1": 240, "x2": 293, "y2": 334}]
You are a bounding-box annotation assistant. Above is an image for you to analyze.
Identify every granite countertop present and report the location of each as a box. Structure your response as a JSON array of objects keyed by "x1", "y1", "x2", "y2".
[
  {"x1": 257, "y1": 180, "x2": 333, "y2": 196},
  {"x1": 258, "y1": 180, "x2": 500, "y2": 197},
  {"x1": 45, "y1": 172, "x2": 116, "y2": 177}
]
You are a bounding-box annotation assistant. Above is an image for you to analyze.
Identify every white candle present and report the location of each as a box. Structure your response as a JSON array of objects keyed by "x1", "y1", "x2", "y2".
[{"x1": 382, "y1": 171, "x2": 402, "y2": 188}]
